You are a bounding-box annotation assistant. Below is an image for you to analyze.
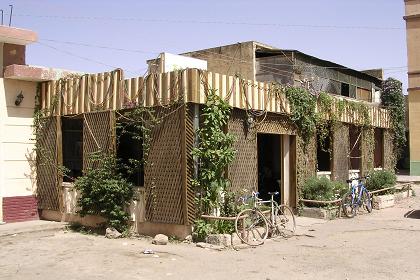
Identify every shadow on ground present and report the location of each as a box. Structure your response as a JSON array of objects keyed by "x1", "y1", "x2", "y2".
[{"x1": 404, "y1": 210, "x2": 420, "y2": 219}]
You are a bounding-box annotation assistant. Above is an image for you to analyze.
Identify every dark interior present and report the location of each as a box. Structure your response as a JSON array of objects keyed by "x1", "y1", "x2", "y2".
[
  {"x1": 116, "y1": 123, "x2": 144, "y2": 186},
  {"x1": 62, "y1": 117, "x2": 83, "y2": 182},
  {"x1": 257, "y1": 133, "x2": 281, "y2": 201},
  {"x1": 317, "y1": 133, "x2": 331, "y2": 172}
]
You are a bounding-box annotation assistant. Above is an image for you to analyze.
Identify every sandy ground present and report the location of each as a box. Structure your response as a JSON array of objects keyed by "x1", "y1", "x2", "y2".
[{"x1": 1, "y1": 188, "x2": 420, "y2": 280}]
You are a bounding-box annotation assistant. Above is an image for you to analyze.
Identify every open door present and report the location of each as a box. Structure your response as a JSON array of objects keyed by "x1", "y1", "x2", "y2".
[
  {"x1": 257, "y1": 133, "x2": 297, "y2": 208},
  {"x1": 257, "y1": 134, "x2": 281, "y2": 202}
]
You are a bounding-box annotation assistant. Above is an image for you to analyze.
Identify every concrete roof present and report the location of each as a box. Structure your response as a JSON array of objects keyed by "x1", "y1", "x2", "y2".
[
  {"x1": 0, "y1": 26, "x2": 37, "y2": 45},
  {"x1": 4, "y1": 64, "x2": 83, "y2": 82}
]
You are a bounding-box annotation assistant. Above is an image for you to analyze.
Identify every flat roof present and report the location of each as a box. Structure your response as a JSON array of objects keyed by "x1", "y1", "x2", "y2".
[
  {"x1": 4, "y1": 64, "x2": 83, "y2": 82},
  {"x1": 0, "y1": 26, "x2": 37, "y2": 45}
]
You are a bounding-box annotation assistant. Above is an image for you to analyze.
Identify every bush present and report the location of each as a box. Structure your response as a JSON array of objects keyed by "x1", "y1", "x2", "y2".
[
  {"x1": 193, "y1": 219, "x2": 235, "y2": 241},
  {"x1": 366, "y1": 170, "x2": 396, "y2": 192},
  {"x1": 302, "y1": 176, "x2": 347, "y2": 201},
  {"x1": 74, "y1": 152, "x2": 134, "y2": 232}
]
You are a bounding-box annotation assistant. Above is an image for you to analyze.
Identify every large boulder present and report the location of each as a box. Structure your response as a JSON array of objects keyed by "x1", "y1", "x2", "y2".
[
  {"x1": 105, "y1": 227, "x2": 122, "y2": 239},
  {"x1": 152, "y1": 234, "x2": 169, "y2": 245}
]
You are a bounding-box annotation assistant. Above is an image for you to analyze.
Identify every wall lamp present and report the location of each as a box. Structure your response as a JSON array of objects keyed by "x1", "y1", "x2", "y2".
[{"x1": 15, "y1": 91, "x2": 24, "y2": 106}]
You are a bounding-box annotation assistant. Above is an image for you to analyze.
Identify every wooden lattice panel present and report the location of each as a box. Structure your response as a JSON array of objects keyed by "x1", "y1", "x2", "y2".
[
  {"x1": 383, "y1": 129, "x2": 395, "y2": 171},
  {"x1": 144, "y1": 106, "x2": 185, "y2": 224},
  {"x1": 185, "y1": 104, "x2": 197, "y2": 225},
  {"x1": 332, "y1": 125, "x2": 350, "y2": 182},
  {"x1": 227, "y1": 109, "x2": 258, "y2": 195},
  {"x1": 83, "y1": 110, "x2": 115, "y2": 171},
  {"x1": 257, "y1": 113, "x2": 296, "y2": 135},
  {"x1": 36, "y1": 117, "x2": 62, "y2": 210}
]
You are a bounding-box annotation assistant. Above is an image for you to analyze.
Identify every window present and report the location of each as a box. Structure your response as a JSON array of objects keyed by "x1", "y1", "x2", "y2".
[
  {"x1": 62, "y1": 117, "x2": 83, "y2": 182},
  {"x1": 341, "y1": 83, "x2": 350, "y2": 97},
  {"x1": 116, "y1": 123, "x2": 144, "y2": 186}
]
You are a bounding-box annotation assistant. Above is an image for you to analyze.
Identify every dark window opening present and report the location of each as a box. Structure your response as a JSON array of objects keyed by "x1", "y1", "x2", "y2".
[
  {"x1": 317, "y1": 133, "x2": 331, "y2": 172},
  {"x1": 374, "y1": 128, "x2": 384, "y2": 168},
  {"x1": 257, "y1": 133, "x2": 281, "y2": 202},
  {"x1": 116, "y1": 123, "x2": 144, "y2": 186},
  {"x1": 349, "y1": 125, "x2": 361, "y2": 170},
  {"x1": 341, "y1": 83, "x2": 350, "y2": 97},
  {"x1": 62, "y1": 117, "x2": 83, "y2": 182}
]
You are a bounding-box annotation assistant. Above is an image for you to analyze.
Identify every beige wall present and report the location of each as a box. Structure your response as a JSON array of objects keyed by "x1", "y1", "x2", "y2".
[
  {"x1": 405, "y1": 0, "x2": 420, "y2": 174},
  {"x1": 0, "y1": 77, "x2": 37, "y2": 217},
  {"x1": 406, "y1": 0, "x2": 420, "y2": 16},
  {"x1": 182, "y1": 41, "x2": 256, "y2": 80}
]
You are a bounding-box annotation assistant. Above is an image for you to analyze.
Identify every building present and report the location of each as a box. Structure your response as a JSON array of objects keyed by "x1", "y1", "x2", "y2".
[
  {"x1": 35, "y1": 42, "x2": 393, "y2": 237},
  {"x1": 0, "y1": 26, "x2": 78, "y2": 223},
  {"x1": 404, "y1": 0, "x2": 420, "y2": 175},
  {"x1": 176, "y1": 42, "x2": 388, "y2": 178}
]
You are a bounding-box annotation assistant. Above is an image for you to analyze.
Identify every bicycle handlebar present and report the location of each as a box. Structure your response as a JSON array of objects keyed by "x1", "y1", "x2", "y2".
[{"x1": 346, "y1": 175, "x2": 370, "y2": 184}]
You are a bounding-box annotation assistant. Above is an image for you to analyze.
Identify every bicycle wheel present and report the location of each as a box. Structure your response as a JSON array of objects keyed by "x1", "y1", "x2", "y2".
[
  {"x1": 235, "y1": 209, "x2": 268, "y2": 246},
  {"x1": 362, "y1": 190, "x2": 372, "y2": 213},
  {"x1": 342, "y1": 192, "x2": 356, "y2": 218},
  {"x1": 275, "y1": 205, "x2": 296, "y2": 238}
]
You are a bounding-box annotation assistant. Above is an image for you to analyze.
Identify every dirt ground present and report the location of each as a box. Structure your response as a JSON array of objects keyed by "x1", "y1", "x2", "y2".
[{"x1": 1, "y1": 188, "x2": 420, "y2": 280}]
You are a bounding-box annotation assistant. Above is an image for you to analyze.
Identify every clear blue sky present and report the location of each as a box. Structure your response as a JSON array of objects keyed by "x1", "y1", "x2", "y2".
[{"x1": 4, "y1": 0, "x2": 408, "y2": 91}]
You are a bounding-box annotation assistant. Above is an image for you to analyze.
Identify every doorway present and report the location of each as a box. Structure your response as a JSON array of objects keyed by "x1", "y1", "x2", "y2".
[{"x1": 257, "y1": 134, "x2": 281, "y2": 202}]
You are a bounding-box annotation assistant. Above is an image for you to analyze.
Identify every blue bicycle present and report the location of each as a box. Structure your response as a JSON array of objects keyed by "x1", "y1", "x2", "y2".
[{"x1": 342, "y1": 176, "x2": 372, "y2": 218}]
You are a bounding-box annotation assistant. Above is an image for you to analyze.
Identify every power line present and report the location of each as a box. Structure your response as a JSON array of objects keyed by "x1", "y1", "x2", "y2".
[
  {"x1": 0, "y1": 32, "x2": 407, "y2": 77},
  {"x1": 9, "y1": 13, "x2": 405, "y2": 30},
  {"x1": 41, "y1": 38, "x2": 159, "y2": 55},
  {"x1": 37, "y1": 41, "x2": 145, "y2": 75}
]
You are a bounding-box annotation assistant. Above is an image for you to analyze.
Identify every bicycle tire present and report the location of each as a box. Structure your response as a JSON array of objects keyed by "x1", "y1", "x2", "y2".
[
  {"x1": 342, "y1": 192, "x2": 356, "y2": 218},
  {"x1": 235, "y1": 208, "x2": 268, "y2": 246},
  {"x1": 275, "y1": 204, "x2": 296, "y2": 238},
  {"x1": 362, "y1": 190, "x2": 372, "y2": 213}
]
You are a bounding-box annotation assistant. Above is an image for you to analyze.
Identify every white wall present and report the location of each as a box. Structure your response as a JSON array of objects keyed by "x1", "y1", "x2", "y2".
[{"x1": 0, "y1": 78, "x2": 37, "y2": 208}]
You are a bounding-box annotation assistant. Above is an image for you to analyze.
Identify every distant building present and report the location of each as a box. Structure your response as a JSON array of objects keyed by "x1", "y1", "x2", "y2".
[
  {"x1": 404, "y1": 0, "x2": 420, "y2": 175},
  {"x1": 179, "y1": 41, "x2": 383, "y2": 103}
]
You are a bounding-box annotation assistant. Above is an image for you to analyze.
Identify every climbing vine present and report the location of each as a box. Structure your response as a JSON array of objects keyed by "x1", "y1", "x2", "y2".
[
  {"x1": 32, "y1": 81, "x2": 71, "y2": 180},
  {"x1": 381, "y1": 78, "x2": 406, "y2": 159},
  {"x1": 284, "y1": 87, "x2": 317, "y2": 146},
  {"x1": 192, "y1": 89, "x2": 236, "y2": 216}
]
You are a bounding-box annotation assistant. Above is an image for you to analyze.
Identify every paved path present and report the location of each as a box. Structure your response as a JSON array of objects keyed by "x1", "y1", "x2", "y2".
[
  {"x1": 0, "y1": 220, "x2": 65, "y2": 237},
  {"x1": 1, "y1": 188, "x2": 420, "y2": 280}
]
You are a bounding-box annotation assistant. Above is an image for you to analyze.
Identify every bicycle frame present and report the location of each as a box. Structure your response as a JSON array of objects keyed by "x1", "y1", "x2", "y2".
[
  {"x1": 349, "y1": 180, "x2": 368, "y2": 207},
  {"x1": 253, "y1": 192, "x2": 279, "y2": 227}
]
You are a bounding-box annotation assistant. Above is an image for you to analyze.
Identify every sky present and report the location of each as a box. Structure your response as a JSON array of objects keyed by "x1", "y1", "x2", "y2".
[{"x1": 2, "y1": 0, "x2": 408, "y2": 92}]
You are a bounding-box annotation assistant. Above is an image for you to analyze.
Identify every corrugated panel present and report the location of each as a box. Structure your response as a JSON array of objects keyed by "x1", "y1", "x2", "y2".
[{"x1": 40, "y1": 69, "x2": 391, "y2": 128}]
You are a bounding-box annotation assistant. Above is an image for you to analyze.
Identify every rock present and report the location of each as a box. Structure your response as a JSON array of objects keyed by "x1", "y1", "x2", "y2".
[
  {"x1": 105, "y1": 227, "x2": 122, "y2": 239},
  {"x1": 183, "y1": 235, "x2": 193, "y2": 243},
  {"x1": 372, "y1": 194, "x2": 394, "y2": 210},
  {"x1": 152, "y1": 234, "x2": 168, "y2": 245},
  {"x1": 206, "y1": 234, "x2": 231, "y2": 247},
  {"x1": 196, "y1": 242, "x2": 224, "y2": 251}
]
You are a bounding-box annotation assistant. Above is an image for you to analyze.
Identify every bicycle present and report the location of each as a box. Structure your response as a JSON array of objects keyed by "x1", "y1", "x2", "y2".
[
  {"x1": 234, "y1": 191, "x2": 296, "y2": 246},
  {"x1": 342, "y1": 176, "x2": 372, "y2": 218}
]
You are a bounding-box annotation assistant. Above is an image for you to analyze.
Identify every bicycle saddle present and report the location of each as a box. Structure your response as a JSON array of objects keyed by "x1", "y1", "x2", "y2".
[{"x1": 268, "y1": 191, "x2": 279, "y2": 195}]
